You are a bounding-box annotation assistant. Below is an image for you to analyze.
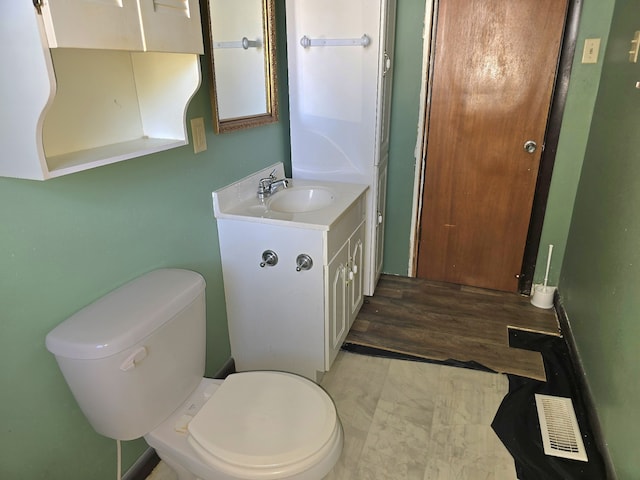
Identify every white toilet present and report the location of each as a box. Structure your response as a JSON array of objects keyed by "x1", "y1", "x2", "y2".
[{"x1": 45, "y1": 269, "x2": 343, "y2": 480}]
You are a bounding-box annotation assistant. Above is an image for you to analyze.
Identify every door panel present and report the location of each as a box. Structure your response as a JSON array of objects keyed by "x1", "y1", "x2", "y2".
[{"x1": 416, "y1": 0, "x2": 568, "y2": 292}]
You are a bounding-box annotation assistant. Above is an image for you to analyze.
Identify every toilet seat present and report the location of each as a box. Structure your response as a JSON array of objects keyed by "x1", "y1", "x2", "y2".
[{"x1": 187, "y1": 371, "x2": 341, "y2": 479}]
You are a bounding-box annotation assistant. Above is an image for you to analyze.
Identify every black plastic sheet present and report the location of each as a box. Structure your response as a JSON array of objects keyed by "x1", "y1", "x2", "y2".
[
  {"x1": 491, "y1": 330, "x2": 608, "y2": 479},
  {"x1": 341, "y1": 342, "x2": 496, "y2": 373}
]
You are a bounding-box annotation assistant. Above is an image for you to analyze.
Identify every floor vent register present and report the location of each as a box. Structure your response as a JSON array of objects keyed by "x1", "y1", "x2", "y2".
[{"x1": 535, "y1": 394, "x2": 588, "y2": 462}]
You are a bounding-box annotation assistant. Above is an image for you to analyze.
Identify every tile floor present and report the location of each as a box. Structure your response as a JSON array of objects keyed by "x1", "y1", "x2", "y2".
[{"x1": 146, "y1": 351, "x2": 517, "y2": 480}]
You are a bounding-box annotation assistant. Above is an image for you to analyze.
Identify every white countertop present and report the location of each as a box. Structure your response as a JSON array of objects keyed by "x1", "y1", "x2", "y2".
[{"x1": 212, "y1": 164, "x2": 368, "y2": 230}]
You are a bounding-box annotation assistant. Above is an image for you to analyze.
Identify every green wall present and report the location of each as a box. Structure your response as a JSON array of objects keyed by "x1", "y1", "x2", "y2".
[
  {"x1": 383, "y1": 0, "x2": 426, "y2": 274},
  {"x1": 533, "y1": 0, "x2": 615, "y2": 285},
  {"x1": 1, "y1": 0, "x2": 632, "y2": 477},
  {"x1": 0, "y1": 2, "x2": 290, "y2": 478},
  {"x1": 560, "y1": 0, "x2": 640, "y2": 477}
]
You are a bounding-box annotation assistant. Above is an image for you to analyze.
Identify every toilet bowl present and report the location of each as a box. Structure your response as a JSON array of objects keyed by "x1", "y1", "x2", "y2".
[
  {"x1": 45, "y1": 269, "x2": 343, "y2": 480},
  {"x1": 146, "y1": 374, "x2": 343, "y2": 480}
]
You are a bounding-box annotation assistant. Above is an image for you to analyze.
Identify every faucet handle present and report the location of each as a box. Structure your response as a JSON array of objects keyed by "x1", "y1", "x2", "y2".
[
  {"x1": 258, "y1": 170, "x2": 277, "y2": 187},
  {"x1": 257, "y1": 170, "x2": 281, "y2": 199},
  {"x1": 257, "y1": 172, "x2": 276, "y2": 199}
]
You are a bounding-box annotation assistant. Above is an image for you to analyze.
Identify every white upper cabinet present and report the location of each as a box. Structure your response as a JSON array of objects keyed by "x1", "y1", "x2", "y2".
[
  {"x1": 39, "y1": 0, "x2": 203, "y2": 53},
  {"x1": 0, "y1": 1, "x2": 203, "y2": 180},
  {"x1": 139, "y1": 0, "x2": 203, "y2": 53},
  {"x1": 40, "y1": 0, "x2": 144, "y2": 51}
]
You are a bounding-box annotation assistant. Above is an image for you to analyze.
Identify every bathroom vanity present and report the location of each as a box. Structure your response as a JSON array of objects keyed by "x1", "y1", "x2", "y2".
[{"x1": 213, "y1": 164, "x2": 368, "y2": 381}]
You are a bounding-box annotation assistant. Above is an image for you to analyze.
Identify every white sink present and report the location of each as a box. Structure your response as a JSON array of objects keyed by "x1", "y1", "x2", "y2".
[{"x1": 267, "y1": 187, "x2": 335, "y2": 213}]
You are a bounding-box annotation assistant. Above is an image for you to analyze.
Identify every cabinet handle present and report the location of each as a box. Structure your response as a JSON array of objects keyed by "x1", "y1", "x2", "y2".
[
  {"x1": 377, "y1": 211, "x2": 383, "y2": 224},
  {"x1": 383, "y1": 52, "x2": 392, "y2": 76},
  {"x1": 352, "y1": 264, "x2": 358, "y2": 274}
]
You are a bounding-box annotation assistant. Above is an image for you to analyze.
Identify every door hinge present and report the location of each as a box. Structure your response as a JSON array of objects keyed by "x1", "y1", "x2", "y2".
[{"x1": 33, "y1": 0, "x2": 43, "y2": 15}]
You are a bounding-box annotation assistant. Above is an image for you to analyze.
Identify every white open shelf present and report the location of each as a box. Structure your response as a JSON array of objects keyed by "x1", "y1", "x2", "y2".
[{"x1": 0, "y1": 2, "x2": 202, "y2": 181}]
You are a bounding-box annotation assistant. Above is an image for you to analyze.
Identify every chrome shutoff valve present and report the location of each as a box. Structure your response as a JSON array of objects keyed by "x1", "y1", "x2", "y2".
[
  {"x1": 296, "y1": 254, "x2": 313, "y2": 271},
  {"x1": 260, "y1": 250, "x2": 278, "y2": 267}
]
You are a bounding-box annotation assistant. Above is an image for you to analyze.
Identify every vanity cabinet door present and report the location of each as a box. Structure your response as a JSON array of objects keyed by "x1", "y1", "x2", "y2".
[
  {"x1": 40, "y1": 0, "x2": 144, "y2": 50},
  {"x1": 348, "y1": 221, "x2": 366, "y2": 327},
  {"x1": 326, "y1": 242, "x2": 349, "y2": 370}
]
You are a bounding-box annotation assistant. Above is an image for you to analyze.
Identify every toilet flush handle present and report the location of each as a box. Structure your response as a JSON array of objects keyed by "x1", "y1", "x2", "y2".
[{"x1": 120, "y1": 346, "x2": 148, "y2": 371}]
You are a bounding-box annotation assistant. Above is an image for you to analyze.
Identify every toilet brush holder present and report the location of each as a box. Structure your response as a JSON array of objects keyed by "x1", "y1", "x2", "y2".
[{"x1": 530, "y1": 284, "x2": 556, "y2": 309}]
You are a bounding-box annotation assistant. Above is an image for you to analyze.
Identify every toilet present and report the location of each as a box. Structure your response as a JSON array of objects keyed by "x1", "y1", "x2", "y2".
[{"x1": 45, "y1": 269, "x2": 343, "y2": 480}]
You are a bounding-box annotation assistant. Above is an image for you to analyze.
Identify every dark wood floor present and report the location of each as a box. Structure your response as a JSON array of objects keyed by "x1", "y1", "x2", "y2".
[{"x1": 345, "y1": 275, "x2": 560, "y2": 381}]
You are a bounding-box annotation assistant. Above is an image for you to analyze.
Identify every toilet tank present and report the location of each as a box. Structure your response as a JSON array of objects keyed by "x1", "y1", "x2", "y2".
[{"x1": 45, "y1": 269, "x2": 206, "y2": 440}]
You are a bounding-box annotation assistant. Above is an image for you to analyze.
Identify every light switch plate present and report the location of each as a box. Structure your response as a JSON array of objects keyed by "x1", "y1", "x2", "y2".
[
  {"x1": 581, "y1": 38, "x2": 600, "y2": 64},
  {"x1": 190, "y1": 117, "x2": 207, "y2": 154}
]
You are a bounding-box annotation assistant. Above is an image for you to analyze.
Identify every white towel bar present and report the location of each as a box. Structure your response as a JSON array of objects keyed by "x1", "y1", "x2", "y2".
[
  {"x1": 213, "y1": 37, "x2": 261, "y2": 50},
  {"x1": 300, "y1": 34, "x2": 370, "y2": 48}
]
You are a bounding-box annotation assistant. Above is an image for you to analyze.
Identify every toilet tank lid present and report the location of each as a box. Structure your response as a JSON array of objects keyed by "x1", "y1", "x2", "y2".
[{"x1": 45, "y1": 269, "x2": 206, "y2": 360}]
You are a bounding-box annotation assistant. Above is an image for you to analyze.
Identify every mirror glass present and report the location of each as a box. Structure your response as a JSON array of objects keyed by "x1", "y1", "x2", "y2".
[{"x1": 206, "y1": 0, "x2": 278, "y2": 133}]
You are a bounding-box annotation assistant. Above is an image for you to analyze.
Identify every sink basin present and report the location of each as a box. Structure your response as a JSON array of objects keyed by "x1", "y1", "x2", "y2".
[
  {"x1": 267, "y1": 187, "x2": 335, "y2": 213},
  {"x1": 213, "y1": 164, "x2": 368, "y2": 228}
]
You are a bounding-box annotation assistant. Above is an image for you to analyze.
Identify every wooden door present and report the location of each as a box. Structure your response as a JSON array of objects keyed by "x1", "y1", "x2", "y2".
[{"x1": 416, "y1": 0, "x2": 568, "y2": 292}]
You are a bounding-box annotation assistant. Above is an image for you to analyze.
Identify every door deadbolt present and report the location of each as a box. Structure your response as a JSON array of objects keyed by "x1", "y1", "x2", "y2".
[{"x1": 523, "y1": 140, "x2": 537, "y2": 154}]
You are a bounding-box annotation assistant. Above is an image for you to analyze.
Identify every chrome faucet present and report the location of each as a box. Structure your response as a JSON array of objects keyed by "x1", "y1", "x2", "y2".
[{"x1": 257, "y1": 171, "x2": 289, "y2": 199}]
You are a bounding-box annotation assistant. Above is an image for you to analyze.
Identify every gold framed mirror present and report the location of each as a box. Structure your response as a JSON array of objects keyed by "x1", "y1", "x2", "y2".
[{"x1": 205, "y1": 0, "x2": 279, "y2": 133}]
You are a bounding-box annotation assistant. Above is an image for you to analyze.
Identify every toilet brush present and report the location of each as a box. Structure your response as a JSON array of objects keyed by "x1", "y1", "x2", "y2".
[
  {"x1": 542, "y1": 244, "x2": 553, "y2": 293},
  {"x1": 531, "y1": 244, "x2": 555, "y2": 309}
]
